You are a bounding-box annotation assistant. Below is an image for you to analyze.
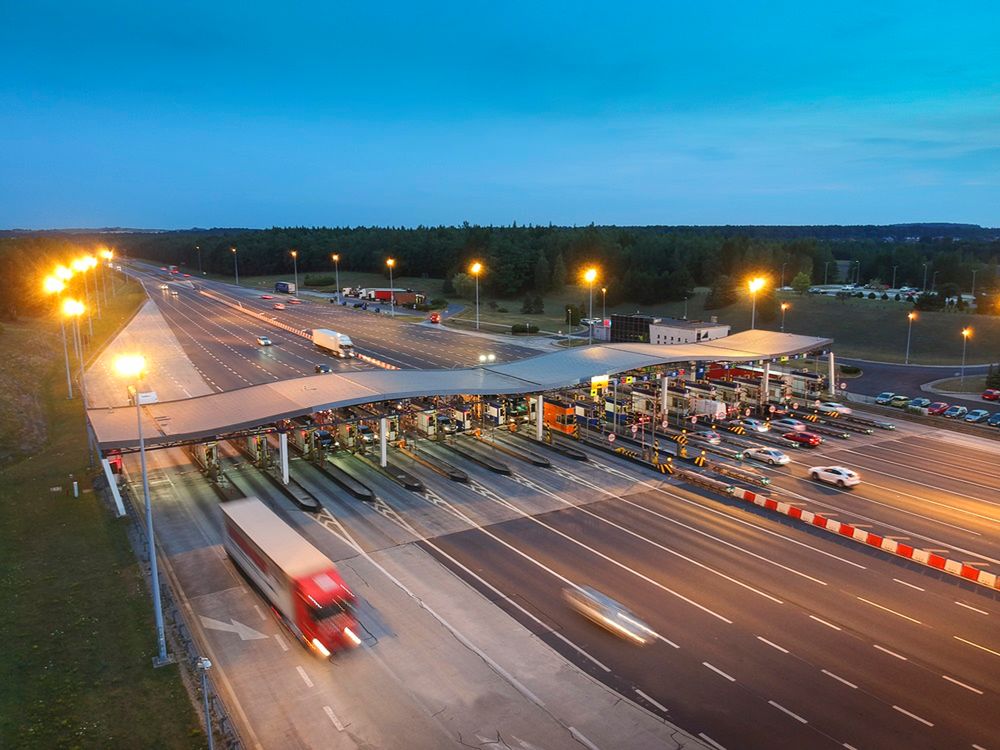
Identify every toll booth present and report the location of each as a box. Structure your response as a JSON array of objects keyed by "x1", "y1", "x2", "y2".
[
  {"x1": 292, "y1": 425, "x2": 336, "y2": 458},
  {"x1": 787, "y1": 369, "x2": 826, "y2": 398},
  {"x1": 604, "y1": 396, "x2": 630, "y2": 428},
  {"x1": 193, "y1": 441, "x2": 220, "y2": 473},
  {"x1": 631, "y1": 388, "x2": 659, "y2": 419},
  {"x1": 543, "y1": 398, "x2": 577, "y2": 435},
  {"x1": 452, "y1": 405, "x2": 473, "y2": 431},
  {"x1": 245, "y1": 435, "x2": 271, "y2": 468},
  {"x1": 503, "y1": 396, "x2": 535, "y2": 424},
  {"x1": 484, "y1": 399, "x2": 505, "y2": 426},
  {"x1": 415, "y1": 410, "x2": 437, "y2": 437},
  {"x1": 574, "y1": 400, "x2": 602, "y2": 429}
]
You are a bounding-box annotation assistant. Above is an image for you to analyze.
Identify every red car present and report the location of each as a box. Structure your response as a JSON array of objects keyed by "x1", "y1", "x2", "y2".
[
  {"x1": 288, "y1": 298, "x2": 302, "y2": 305},
  {"x1": 982, "y1": 389, "x2": 1000, "y2": 401},
  {"x1": 782, "y1": 431, "x2": 823, "y2": 448},
  {"x1": 927, "y1": 402, "x2": 950, "y2": 415},
  {"x1": 261, "y1": 294, "x2": 274, "y2": 300},
  {"x1": 429, "y1": 312, "x2": 441, "y2": 324}
]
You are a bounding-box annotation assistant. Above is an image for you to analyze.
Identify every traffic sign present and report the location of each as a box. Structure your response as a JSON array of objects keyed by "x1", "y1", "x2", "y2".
[
  {"x1": 744, "y1": 408, "x2": 751, "y2": 416},
  {"x1": 839, "y1": 382, "x2": 847, "y2": 390},
  {"x1": 792, "y1": 402, "x2": 799, "y2": 410},
  {"x1": 661, "y1": 420, "x2": 668, "y2": 429},
  {"x1": 690, "y1": 416, "x2": 698, "y2": 424},
  {"x1": 769, "y1": 405, "x2": 776, "y2": 413},
  {"x1": 814, "y1": 399, "x2": 822, "y2": 407},
  {"x1": 631, "y1": 424, "x2": 639, "y2": 434},
  {"x1": 608, "y1": 433, "x2": 616, "y2": 443}
]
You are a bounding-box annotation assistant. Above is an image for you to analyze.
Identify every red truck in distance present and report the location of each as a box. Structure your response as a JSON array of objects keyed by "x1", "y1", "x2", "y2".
[{"x1": 221, "y1": 497, "x2": 361, "y2": 657}]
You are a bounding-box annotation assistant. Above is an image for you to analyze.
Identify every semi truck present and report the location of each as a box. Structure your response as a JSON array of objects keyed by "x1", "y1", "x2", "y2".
[
  {"x1": 274, "y1": 281, "x2": 297, "y2": 294},
  {"x1": 312, "y1": 328, "x2": 354, "y2": 358},
  {"x1": 221, "y1": 497, "x2": 360, "y2": 656}
]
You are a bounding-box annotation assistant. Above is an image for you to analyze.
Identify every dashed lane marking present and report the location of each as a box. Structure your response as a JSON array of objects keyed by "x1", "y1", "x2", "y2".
[
  {"x1": 954, "y1": 636, "x2": 1000, "y2": 658},
  {"x1": 856, "y1": 596, "x2": 922, "y2": 625},
  {"x1": 757, "y1": 636, "x2": 789, "y2": 654},
  {"x1": 702, "y1": 662, "x2": 735, "y2": 682},
  {"x1": 296, "y1": 665, "x2": 314, "y2": 688},
  {"x1": 273, "y1": 634, "x2": 289, "y2": 651},
  {"x1": 809, "y1": 615, "x2": 842, "y2": 631},
  {"x1": 634, "y1": 689, "x2": 668, "y2": 713},
  {"x1": 892, "y1": 578, "x2": 925, "y2": 592},
  {"x1": 942, "y1": 675, "x2": 983, "y2": 694},
  {"x1": 892, "y1": 705, "x2": 933, "y2": 727},
  {"x1": 873, "y1": 644, "x2": 907, "y2": 661},
  {"x1": 769, "y1": 700, "x2": 808, "y2": 724},
  {"x1": 821, "y1": 669, "x2": 858, "y2": 689},
  {"x1": 955, "y1": 601, "x2": 989, "y2": 615},
  {"x1": 323, "y1": 705, "x2": 345, "y2": 731},
  {"x1": 699, "y1": 733, "x2": 727, "y2": 750}
]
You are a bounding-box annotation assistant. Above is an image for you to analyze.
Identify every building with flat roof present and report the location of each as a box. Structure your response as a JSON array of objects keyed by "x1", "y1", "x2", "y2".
[{"x1": 649, "y1": 318, "x2": 730, "y2": 345}]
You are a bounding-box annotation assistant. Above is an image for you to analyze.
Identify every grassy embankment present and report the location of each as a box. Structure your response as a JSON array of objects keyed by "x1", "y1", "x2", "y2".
[{"x1": 0, "y1": 280, "x2": 202, "y2": 750}]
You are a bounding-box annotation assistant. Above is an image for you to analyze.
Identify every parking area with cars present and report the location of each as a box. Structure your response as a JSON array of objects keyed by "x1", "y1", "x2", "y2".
[{"x1": 873, "y1": 389, "x2": 1000, "y2": 431}]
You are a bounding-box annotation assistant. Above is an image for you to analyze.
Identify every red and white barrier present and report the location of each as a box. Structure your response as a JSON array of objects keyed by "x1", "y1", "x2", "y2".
[{"x1": 729, "y1": 487, "x2": 999, "y2": 591}]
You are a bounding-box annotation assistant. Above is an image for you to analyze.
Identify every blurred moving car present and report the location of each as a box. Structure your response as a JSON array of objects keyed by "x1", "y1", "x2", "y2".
[
  {"x1": 273, "y1": 302, "x2": 286, "y2": 310},
  {"x1": 255, "y1": 336, "x2": 272, "y2": 346},
  {"x1": 817, "y1": 401, "x2": 852, "y2": 415},
  {"x1": 288, "y1": 298, "x2": 302, "y2": 304},
  {"x1": 988, "y1": 412, "x2": 1000, "y2": 427},
  {"x1": 782, "y1": 431, "x2": 823, "y2": 448},
  {"x1": 562, "y1": 586, "x2": 653, "y2": 646},
  {"x1": 314, "y1": 363, "x2": 332, "y2": 373},
  {"x1": 261, "y1": 294, "x2": 274, "y2": 299},
  {"x1": 982, "y1": 389, "x2": 1000, "y2": 401},
  {"x1": 943, "y1": 405, "x2": 968, "y2": 419},
  {"x1": 429, "y1": 312, "x2": 441, "y2": 324},
  {"x1": 771, "y1": 418, "x2": 807, "y2": 432},
  {"x1": 743, "y1": 447, "x2": 791, "y2": 466},
  {"x1": 965, "y1": 409, "x2": 990, "y2": 423},
  {"x1": 810, "y1": 465, "x2": 861, "y2": 487},
  {"x1": 736, "y1": 417, "x2": 770, "y2": 433},
  {"x1": 927, "y1": 402, "x2": 950, "y2": 415}
]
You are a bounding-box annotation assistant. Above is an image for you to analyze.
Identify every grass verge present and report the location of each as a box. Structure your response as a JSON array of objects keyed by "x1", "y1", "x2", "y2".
[
  {"x1": 0, "y1": 282, "x2": 202, "y2": 750},
  {"x1": 928, "y1": 375, "x2": 988, "y2": 394}
]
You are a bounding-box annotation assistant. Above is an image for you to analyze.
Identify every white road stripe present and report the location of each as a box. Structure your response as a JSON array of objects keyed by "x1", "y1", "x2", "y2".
[
  {"x1": 822, "y1": 669, "x2": 858, "y2": 689},
  {"x1": 856, "y1": 596, "x2": 922, "y2": 624},
  {"x1": 699, "y1": 733, "x2": 727, "y2": 750},
  {"x1": 635, "y1": 689, "x2": 668, "y2": 712},
  {"x1": 873, "y1": 644, "x2": 907, "y2": 660},
  {"x1": 892, "y1": 578, "x2": 925, "y2": 591},
  {"x1": 973, "y1": 743, "x2": 988, "y2": 750},
  {"x1": 769, "y1": 700, "x2": 808, "y2": 723},
  {"x1": 703, "y1": 662, "x2": 735, "y2": 682},
  {"x1": 942, "y1": 675, "x2": 983, "y2": 694},
  {"x1": 843, "y1": 743, "x2": 859, "y2": 750},
  {"x1": 757, "y1": 636, "x2": 789, "y2": 654},
  {"x1": 954, "y1": 635, "x2": 1000, "y2": 658},
  {"x1": 955, "y1": 601, "x2": 989, "y2": 615},
  {"x1": 323, "y1": 705, "x2": 345, "y2": 731},
  {"x1": 296, "y1": 665, "x2": 314, "y2": 688},
  {"x1": 273, "y1": 633, "x2": 288, "y2": 651},
  {"x1": 892, "y1": 705, "x2": 933, "y2": 727},
  {"x1": 253, "y1": 604, "x2": 266, "y2": 621},
  {"x1": 810, "y1": 614, "x2": 842, "y2": 631}
]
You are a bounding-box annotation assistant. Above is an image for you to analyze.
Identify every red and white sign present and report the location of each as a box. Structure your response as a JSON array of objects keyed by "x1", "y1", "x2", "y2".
[
  {"x1": 661, "y1": 420, "x2": 669, "y2": 429},
  {"x1": 608, "y1": 433, "x2": 616, "y2": 443},
  {"x1": 690, "y1": 416, "x2": 698, "y2": 424},
  {"x1": 744, "y1": 408, "x2": 751, "y2": 416},
  {"x1": 839, "y1": 382, "x2": 847, "y2": 390},
  {"x1": 814, "y1": 399, "x2": 822, "y2": 408},
  {"x1": 631, "y1": 424, "x2": 639, "y2": 434},
  {"x1": 792, "y1": 402, "x2": 800, "y2": 410},
  {"x1": 768, "y1": 405, "x2": 776, "y2": 413}
]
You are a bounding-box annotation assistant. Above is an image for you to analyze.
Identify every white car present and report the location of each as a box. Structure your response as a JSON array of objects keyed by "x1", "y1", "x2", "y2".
[
  {"x1": 875, "y1": 391, "x2": 895, "y2": 405},
  {"x1": 817, "y1": 401, "x2": 852, "y2": 415},
  {"x1": 158, "y1": 283, "x2": 169, "y2": 290},
  {"x1": 744, "y1": 447, "x2": 790, "y2": 466},
  {"x1": 737, "y1": 417, "x2": 770, "y2": 433},
  {"x1": 692, "y1": 429, "x2": 722, "y2": 444},
  {"x1": 562, "y1": 586, "x2": 653, "y2": 646},
  {"x1": 255, "y1": 336, "x2": 272, "y2": 346},
  {"x1": 809, "y1": 466, "x2": 861, "y2": 488},
  {"x1": 771, "y1": 417, "x2": 807, "y2": 432}
]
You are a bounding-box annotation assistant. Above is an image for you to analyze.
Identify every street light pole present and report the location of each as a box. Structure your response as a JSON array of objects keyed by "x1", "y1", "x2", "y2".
[
  {"x1": 892, "y1": 265, "x2": 898, "y2": 290},
  {"x1": 780, "y1": 302, "x2": 789, "y2": 332},
  {"x1": 60, "y1": 317, "x2": 74, "y2": 399},
  {"x1": 601, "y1": 287, "x2": 607, "y2": 320},
  {"x1": 231, "y1": 247, "x2": 239, "y2": 286},
  {"x1": 931, "y1": 271, "x2": 939, "y2": 293},
  {"x1": 470, "y1": 262, "x2": 483, "y2": 330},
  {"x1": 748, "y1": 277, "x2": 765, "y2": 330},
  {"x1": 905, "y1": 312, "x2": 915, "y2": 365},
  {"x1": 780, "y1": 262, "x2": 787, "y2": 290},
  {"x1": 922, "y1": 263, "x2": 928, "y2": 292},
  {"x1": 290, "y1": 250, "x2": 299, "y2": 292},
  {"x1": 971, "y1": 269, "x2": 978, "y2": 301},
  {"x1": 584, "y1": 268, "x2": 597, "y2": 345},
  {"x1": 197, "y1": 657, "x2": 214, "y2": 750},
  {"x1": 961, "y1": 328, "x2": 971, "y2": 387},
  {"x1": 196, "y1": 245, "x2": 202, "y2": 275},
  {"x1": 332, "y1": 254, "x2": 341, "y2": 301},
  {"x1": 386, "y1": 258, "x2": 395, "y2": 318}
]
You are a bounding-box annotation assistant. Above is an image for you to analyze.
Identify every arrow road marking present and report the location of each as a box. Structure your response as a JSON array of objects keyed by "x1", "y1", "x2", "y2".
[{"x1": 199, "y1": 615, "x2": 269, "y2": 640}]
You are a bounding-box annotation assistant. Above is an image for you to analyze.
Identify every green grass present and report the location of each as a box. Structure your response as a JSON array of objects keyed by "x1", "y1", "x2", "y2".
[
  {"x1": 0, "y1": 283, "x2": 203, "y2": 750},
  {"x1": 930, "y1": 375, "x2": 988, "y2": 393}
]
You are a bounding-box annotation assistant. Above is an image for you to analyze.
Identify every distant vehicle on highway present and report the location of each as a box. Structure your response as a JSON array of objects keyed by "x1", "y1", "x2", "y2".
[
  {"x1": 965, "y1": 409, "x2": 990, "y2": 423},
  {"x1": 982, "y1": 389, "x2": 1000, "y2": 401},
  {"x1": 888, "y1": 394, "x2": 911, "y2": 407},
  {"x1": 908, "y1": 397, "x2": 932, "y2": 409},
  {"x1": 817, "y1": 401, "x2": 852, "y2": 415},
  {"x1": 736, "y1": 417, "x2": 770, "y2": 433},
  {"x1": 691, "y1": 428, "x2": 722, "y2": 444},
  {"x1": 429, "y1": 312, "x2": 441, "y2": 324},
  {"x1": 436, "y1": 415, "x2": 458, "y2": 434},
  {"x1": 562, "y1": 586, "x2": 652, "y2": 646},
  {"x1": 782, "y1": 431, "x2": 823, "y2": 448},
  {"x1": 943, "y1": 405, "x2": 968, "y2": 419},
  {"x1": 274, "y1": 281, "x2": 297, "y2": 294},
  {"x1": 927, "y1": 402, "x2": 950, "y2": 415},
  {"x1": 743, "y1": 447, "x2": 790, "y2": 466},
  {"x1": 810, "y1": 465, "x2": 861, "y2": 488},
  {"x1": 771, "y1": 417, "x2": 807, "y2": 432},
  {"x1": 875, "y1": 391, "x2": 895, "y2": 405},
  {"x1": 255, "y1": 336, "x2": 272, "y2": 346},
  {"x1": 312, "y1": 329, "x2": 354, "y2": 358},
  {"x1": 288, "y1": 298, "x2": 302, "y2": 305},
  {"x1": 314, "y1": 363, "x2": 333, "y2": 373},
  {"x1": 261, "y1": 294, "x2": 274, "y2": 300},
  {"x1": 273, "y1": 302, "x2": 286, "y2": 310}
]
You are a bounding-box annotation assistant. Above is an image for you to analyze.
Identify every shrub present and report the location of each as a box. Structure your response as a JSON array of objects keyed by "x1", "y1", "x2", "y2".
[
  {"x1": 839, "y1": 365, "x2": 861, "y2": 375},
  {"x1": 894, "y1": 293, "x2": 901, "y2": 301},
  {"x1": 511, "y1": 323, "x2": 539, "y2": 334},
  {"x1": 497, "y1": 306, "x2": 508, "y2": 313},
  {"x1": 867, "y1": 292, "x2": 877, "y2": 299},
  {"x1": 428, "y1": 297, "x2": 448, "y2": 308},
  {"x1": 303, "y1": 273, "x2": 337, "y2": 287},
  {"x1": 880, "y1": 293, "x2": 889, "y2": 300}
]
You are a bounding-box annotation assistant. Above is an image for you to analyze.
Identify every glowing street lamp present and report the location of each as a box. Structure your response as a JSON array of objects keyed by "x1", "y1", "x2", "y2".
[
  {"x1": 583, "y1": 267, "x2": 598, "y2": 344},
  {"x1": 748, "y1": 277, "x2": 766, "y2": 330},
  {"x1": 780, "y1": 302, "x2": 790, "y2": 332},
  {"x1": 55, "y1": 264, "x2": 73, "y2": 281},
  {"x1": 290, "y1": 250, "x2": 299, "y2": 293},
  {"x1": 470, "y1": 261, "x2": 483, "y2": 330},
  {"x1": 45, "y1": 276, "x2": 73, "y2": 398},
  {"x1": 386, "y1": 258, "x2": 396, "y2": 317},
  {"x1": 331, "y1": 253, "x2": 341, "y2": 301},
  {"x1": 231, "y1": 247, "x2": 239, "y2": 286},
  {"x1": 114, "y1": 354, "x2": 169, "y2": 666},
  {"x1": 62, "y1": 299, "x2": 87, "y2": 404},
  {"x1": 905, "y1": 312, "x2": 916, "y2": 364},
  {"x1": 601, "y1": 287, "x2": 607, "y2": 320},
  {"x1": 961, "y1": 327, "x2": 972, "y2": 387}
]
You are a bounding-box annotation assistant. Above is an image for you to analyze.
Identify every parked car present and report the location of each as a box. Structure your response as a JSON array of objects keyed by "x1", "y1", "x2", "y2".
[
  {"x1": 273, "y1": 302, "x2": 286, "y2": 310},
  {"x1": 982, "y1": 389, "x2": 1000, "y2": 401},
  {"x1": 875, "y1": 391, "x2": 895, "y2": 405},
  {"x1": 429, "y1": 312, "x2": 441, "y2": 324},
  {"x1": 943, "y1": 405, "x2": 968, "y2": 419},
  {"x1": 255, "y1": 336, "x2": 272, "y2": 346},
  {"x1": 743, "y1": 447, "x2": 791, "y2": 466},
  {"x1": 809, "y1": 465, "x2": 861, "y2": 488},
  {"x1": 737, "y1": 417, "x2": 770, "y2": 433},
  {"x1": 888, "y1": 394, "x2": 911, "y2": 407},
  {"x1": 988, "y1": 413, "x2": 1000, "y2": 427},
  {"x1": 314, "y1": 363, "x2": 332, "y2": 373},
  {"x1": 927, "y1": 402, "x2": 950, "y2": 415},
  {"x1": 357, "y1": 425, "x2": 376, "y2": 444},
  {"x1": 562, "y1": 586, "x2": 652, "y2": 646},
  {"x1": 782, "y1": 431, "x2": 823, "y2": 448},
  {"x1": 772, "y1": 418, "x2": 807, "y2": 432},
  {"x1": 965, "y1": 409, "x2": 991, "y2": 424},
  {"x1": 908, "y1": 397, "x2": 932, "y2": 409},
  {"x1": 817, "y1": 401, "x2": 852, "y2": 415}
]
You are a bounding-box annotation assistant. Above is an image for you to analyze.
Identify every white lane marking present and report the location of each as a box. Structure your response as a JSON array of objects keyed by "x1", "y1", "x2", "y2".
[
  {"x1": 655, "y1": 633, "x2": 680, "y2": 649},
  {"x1": 893, "y1": 578, "x2": 925, "y2": 591},
  {"x1": 273, "y1": 633, "x2": 288, "y2": 651},
  {"x1": 568, "y1": 727, "x2": 600, "y2": 750},
  {"x1": 253, "y1": 604, "x2": 266, "y2": 621},
  {"x1": 822, "y1": 669, "x2": 858, "y2": 689},
  {"x1": 856, "y1": 596, "x2": 922, "y2": 624},
  {"x1": 942, "y1": 675, "x2": 983, "y2": 694},
  {"x1": 699, "y1": 733, "x2": 727, "y2": 750},
  {"x1": 635, "y1": 689, "x2": 668, "y2": 712},
  {"x1": 769, "y1": 700, "x2": 808, "y2": 724},
  {"x1": 873, "y1": 644, "x2": 907, "y2": 661},
  {"x1": 955, "y1": 601, "x2": 989, "y2": 615},
  {"x1": 810, "y1": 615, "x2": 842, "y2": 631},
  {"x1": 892, "y1": 705, "x2": 934, "y2": 727},
  {"x1": 757, "y1": 636, "x2": 789, "y2": 654},
  {"x1": 973, "y1": 744, "x2": 988, "y2": 750},
  {"x1": 296, "y1": 665, "x2": 314, "y2": 688},
  {"x1": 843, "y1": 743, "x2": 859, "y2": 750},
  {"x1": 323, "y1": 705, "x2": 345, "y2": 731},
  {"x1": 703, "y1": 662, "x2": 735, "y2": 682},
  {"x1": 954, "y1": 635, "x2": 1000, "y2": 658}
]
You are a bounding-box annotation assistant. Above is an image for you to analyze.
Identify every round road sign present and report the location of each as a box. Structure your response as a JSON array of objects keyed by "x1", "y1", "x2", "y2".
[
  {"x1": 792, "y1": 402, "x2": 800, "y2": 410},
  {"x1": 839, "y1": 382, "x2": 847, "y2": 390},
  {"x1": 608, "y1": 433, "x2": 616, "y2": 443},
  {"x1": 631, "y1": 424, "x2": 639, "y2": 434},
  {"x1": 769, "y1": 405, "x2": 776, "y2": 413},
  {"x1": 661, "y1": 420, "x2": 669, "y2": 429},
  {"x1": 690, "y1": 416, "x2": 698, "y2": 424},
  {"x1": 814, "y1": 399, "x2": 822, "y2": 408},
  {"x1": 744, "y1": 408, "x2": 751, "y2": 416}
]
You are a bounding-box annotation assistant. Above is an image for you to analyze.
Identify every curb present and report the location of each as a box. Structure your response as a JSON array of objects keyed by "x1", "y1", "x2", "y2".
[{"x1": 729, "y1": 487, "x2": 999, "y2": 591}]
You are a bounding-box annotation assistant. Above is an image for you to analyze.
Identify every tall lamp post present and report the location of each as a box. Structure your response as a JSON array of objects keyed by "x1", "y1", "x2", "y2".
[
  {"x1": 290, "y1": 250, "x2": 299, "y2": 292},
  {"x1": 922, "y1": 263, "x2": 929, "y2": 292},
  {"x1": 470, "y1": 261, "x2": 483, "y2": 330},
  {"x1": 780, "y1": 302, "x2": 789, "y2": 332},
  {"x1": 748, "y1": 277, "x2": 766, "y2": 330},
  {"x1": 971, "y1": 269, "x2": 978, "y2": 302},
  {"x1": 892, "y1": 265, "x2": 898, "y2": 290},
  {"x1": 115, "y1": 354, "x2": 170, "y2": 666},
  {"x1": 386, "y1": 258, "x2": 396, "y2": 318},
  {"x1": 905, "y1": 312, "x2": 916, "y2": 364},
  {"x1": 231, "y1": 247, "x2": 239, "y2": 286},
  {"x1": 62, "y1": 299, "x2": 87, "y2": 405},
  {"x1": 961, "y1": 328, "x2": 972, "y2": 387},
  {"x1": 331, "y1": 253, "x2": 341, "y2": 301},
  {"x1": 195, "y1": 245, "x2": 202, "y2": 275},
  {"x1": 601, "y1": 287, "x2": 607, "y2": 320},
  {"x1": 583, "y1": 267, "x2": 597, "y2": 344},
  {"x1": 44, "y1": 275, "x2": 73, "y2": 398}
]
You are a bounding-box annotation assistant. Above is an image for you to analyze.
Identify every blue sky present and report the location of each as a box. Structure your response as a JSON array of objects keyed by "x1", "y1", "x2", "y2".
[{"x1": 2, "y1": 1, "x2": 998, "y2": 228}]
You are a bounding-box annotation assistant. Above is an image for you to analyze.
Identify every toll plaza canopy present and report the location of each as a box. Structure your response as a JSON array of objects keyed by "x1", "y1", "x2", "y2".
[{"x1": 89, "y1": 330, "x2": 832, "y2": 449}]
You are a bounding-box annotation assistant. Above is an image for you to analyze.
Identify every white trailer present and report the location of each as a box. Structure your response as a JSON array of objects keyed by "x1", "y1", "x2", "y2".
[{"x1": 312, "y1": 328, "x2": 354, "y2": 358}]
